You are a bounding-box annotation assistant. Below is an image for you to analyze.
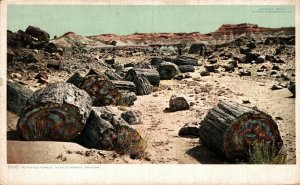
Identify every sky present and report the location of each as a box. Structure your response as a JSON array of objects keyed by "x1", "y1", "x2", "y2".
[{"x1": 7, "y1": 5, "x2": 295, "y2": 38}]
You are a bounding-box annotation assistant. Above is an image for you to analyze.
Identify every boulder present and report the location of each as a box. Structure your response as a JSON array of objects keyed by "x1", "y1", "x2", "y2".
[
  {"x1": 245, "y1": 52, "x2": 259, "y2": 63},
  {"x1": 204, "y1": 64, "x2": 217, "y2": 72},
  {"x1": 66, "y1": 72, "x2": 84, "y2": 88},
  {"x1": 169, "y1": 94, "x2": 190, "y2": 112},
  {"x1": 105, "y1": 58, "x2": 115, "y2": 65},
  {"x1": 233, "y1": 54, "x2": 246, "y2": 63},
  {"x1": 118, "y1": 92, "x2": 137, "y2": 106},
  {"x1": 208, "y1": 58, "x2": 218, "y2": 64},
  {"x1": 246, "y1": 42, "x2": 256, "y2": 49},
  {"x1": 20, "y1": 53, "x2": 38, "y2": 63},
  {"x1": 228, "y1": 59, "x2": 238, "y2": 68},
  {"x1": 200, "y1": 71, "x2": 210, "y2": 76},
  {"x1": 256, "y1": 56, "x2": 265, "y2": 63},
  {"x1": 25, "y1": 26, "x2": 50, "y2": 43},
  {"x1": 240, "y1": 47, "x2": 251, "y2": 54},
  {"x1": 121, "y1": 110, "x2": 143, "y2": 125},
  {"x1": 178, "y1": 122, "x2": 200, "y2": 137},
  {"x1": 265, "y1": 55, "x2": 276, "y2": 62}
]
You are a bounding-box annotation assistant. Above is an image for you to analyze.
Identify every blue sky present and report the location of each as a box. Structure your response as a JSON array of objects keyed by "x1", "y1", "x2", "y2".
[{"x1": 8, "y1": 5, "x2": 295, "y2": 38}]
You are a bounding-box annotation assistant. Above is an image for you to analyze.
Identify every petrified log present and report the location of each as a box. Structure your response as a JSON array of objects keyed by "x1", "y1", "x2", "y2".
[
  {"x1": 172, "y1": 56, "x2": 199, "y2": 66},
  {"x1": 79, "y1": 107, "x2": 145, "y2": 157},
  {"x1": 198, "y1": 101, "x2": 283, "y2": 162},
  {"x1": 132, "y1": 75, "x2": 152, "y2": 95},
  {"x1": 66, "y1": 72, "x2": 84, "y2": 88},
  {"x1": 105, "y1": 69, "x2": 123, "y2": 80},
  {"x1": 17, "y1": 82, "x2": 92, "y2": 141},
  {"x1": 178, "y1": 65, "x2": 195, "y2": 73},
  {"x1": 112, "y1": 80, "x2": 136, "y2": 93},
  {"x1": 124, "y1": 68, "x2": 160, "y2": 86},
  {"x1": 7, "y1": 81, "x2": 34, "y2": 115},
  {"x1": 80, "y1": 75, "x2": 122, "y2": 106},
  {"x1": 157, "y1": 62, "x2": 180, "y2": 80},
  {"x1": 79, "y1": 107, "x2": 116, "y2": 149}
]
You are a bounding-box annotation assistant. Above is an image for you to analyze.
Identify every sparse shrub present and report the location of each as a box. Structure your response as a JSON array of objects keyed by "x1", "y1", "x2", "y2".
[{"x1": 248, "y1": 141, "x2": 287, "y2": 164}]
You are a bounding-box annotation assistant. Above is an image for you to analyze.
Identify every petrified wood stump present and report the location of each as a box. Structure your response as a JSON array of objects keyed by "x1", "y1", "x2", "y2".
[
  {"x1": 17, "y1": 82, "x2": 92, "y2": 141},
  {"x1": 198, "y1": 100, "x2": 283, "y2": 162}
]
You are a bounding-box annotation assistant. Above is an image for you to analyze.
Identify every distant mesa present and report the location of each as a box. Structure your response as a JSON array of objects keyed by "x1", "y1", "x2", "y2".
[{"x1": 26, "y1": 23, "x2": 295, "y2": 48}]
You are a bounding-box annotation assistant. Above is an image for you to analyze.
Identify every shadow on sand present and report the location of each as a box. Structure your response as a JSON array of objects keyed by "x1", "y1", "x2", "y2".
[
  {"x1": 7, "y1": 130, "x2": 22, "y2": 141},
  {"x1": 186, "y1": 145, "x2": 225, "y2": 164}
]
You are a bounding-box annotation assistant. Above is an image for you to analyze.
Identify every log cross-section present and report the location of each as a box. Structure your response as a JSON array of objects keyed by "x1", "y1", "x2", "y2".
[
  {"x1": 80, "y1": 75, "x2": 122, "y2": 106},
  {"x1": 198, "y1": 100, "x2": 283, "y2": 162},
  {"x1": 17, "y1": 82, "x2": 93, "y2": 141}
]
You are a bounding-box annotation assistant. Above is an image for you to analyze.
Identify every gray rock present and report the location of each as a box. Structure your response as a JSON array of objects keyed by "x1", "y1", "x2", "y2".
[{"x1": 121, "y1": 110, "x2": 143, "y2": 125}]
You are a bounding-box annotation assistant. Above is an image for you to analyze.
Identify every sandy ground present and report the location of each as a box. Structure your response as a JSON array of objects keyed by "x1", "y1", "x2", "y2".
[{"x1": 7, "y1": 66, "x2": 295, "y2": 164}]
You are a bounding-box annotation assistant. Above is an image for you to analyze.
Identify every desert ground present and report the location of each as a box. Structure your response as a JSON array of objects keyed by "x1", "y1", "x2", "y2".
[{"x1": 7, "y1": 24, "x2": 295, "y2": 164}]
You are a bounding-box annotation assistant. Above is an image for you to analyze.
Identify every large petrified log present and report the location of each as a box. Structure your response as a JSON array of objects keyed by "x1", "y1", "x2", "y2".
[
  {"x1": 17, "y1": 82, "x2": 92, "y2": 141},
  {"x1": 79, "y1": 107, "x2": 145, "y2": 157},
  {"x1": 157, "y1": 62, "x2": 180, "y2": 80},
  {"x1": 198, "y1": 101, "x2": 283, "y2": 162},
  {"x1": 112, "y1": 80, "x2": 136, "y2": 93},
  {"x1": 132, "y1": 75, "x2": 153, "y2": 95},
  {"x1": 124, "y1": 68, "x2": 160, "y2": 86},
  {"x1": 7, "y1": 81, "x2": 34, "y2": 115},
  {"x1": 80, "y1": 75, "x2": 122, "y2": 106}
]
